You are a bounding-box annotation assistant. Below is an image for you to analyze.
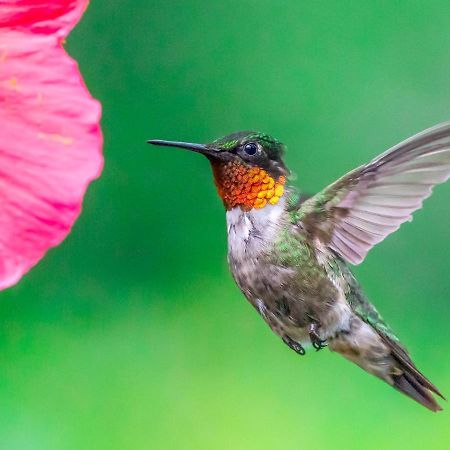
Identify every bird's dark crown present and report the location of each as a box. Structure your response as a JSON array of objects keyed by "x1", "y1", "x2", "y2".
[{"x1": 210, "y1": 131, "x2": 288, "y2": 177}]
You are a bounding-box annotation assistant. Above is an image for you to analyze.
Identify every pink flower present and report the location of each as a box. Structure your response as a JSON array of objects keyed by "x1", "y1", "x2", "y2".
[{"x1": 0, "y1": 0, "x2": 103, "y2": 289}]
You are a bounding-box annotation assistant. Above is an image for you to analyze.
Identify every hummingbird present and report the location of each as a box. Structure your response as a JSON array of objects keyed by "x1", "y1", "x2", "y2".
[{"x1": 148, "y1": 122, "x2": 450, "y2": 411}]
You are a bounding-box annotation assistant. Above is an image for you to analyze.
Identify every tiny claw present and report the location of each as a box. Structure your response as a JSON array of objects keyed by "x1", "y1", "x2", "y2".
[
  {"x1": 309, "y1": 323, "x2": 327, "y2": 351},
  {"x1": 312, "y1": 340, "x2": 327, "y2": 351},
  {"x1": 283, "y1": 336, "x2": 306, "y2": 356}
]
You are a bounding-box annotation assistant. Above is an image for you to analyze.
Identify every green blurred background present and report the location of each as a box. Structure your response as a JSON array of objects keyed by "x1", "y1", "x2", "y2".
[{"x1": 1, "y1": 1, "x2": 450, "y2": 448}]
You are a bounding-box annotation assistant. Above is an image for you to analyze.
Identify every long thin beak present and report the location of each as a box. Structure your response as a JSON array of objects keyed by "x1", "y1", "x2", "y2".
[{"x1": 147, "y1": 139, "x2": 212, "y2": 154}]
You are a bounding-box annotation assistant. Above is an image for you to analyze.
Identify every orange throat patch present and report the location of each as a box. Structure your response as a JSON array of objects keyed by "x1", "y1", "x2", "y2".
[{"x1": 211, "y1": 160, "x2": 286, "y2": 211}]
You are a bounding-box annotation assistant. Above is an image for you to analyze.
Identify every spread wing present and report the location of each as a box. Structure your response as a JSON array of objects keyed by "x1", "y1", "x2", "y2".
[{"x1": 296, "y1": 122, "x2": 450, "y2": 264}]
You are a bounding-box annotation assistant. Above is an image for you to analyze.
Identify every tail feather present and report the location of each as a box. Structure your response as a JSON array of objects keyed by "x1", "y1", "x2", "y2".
[
  {"x1": 393, "y1": 371, "x2": 442, "y2": 412},
  {"x1": 381, "y1": 335, "x2": 444, "y2": 412}
]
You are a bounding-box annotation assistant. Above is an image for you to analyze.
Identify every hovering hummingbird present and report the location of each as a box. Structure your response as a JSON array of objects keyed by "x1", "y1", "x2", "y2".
[{"x1": 149, "y1": 122, "x2": 450, "y2": 411}]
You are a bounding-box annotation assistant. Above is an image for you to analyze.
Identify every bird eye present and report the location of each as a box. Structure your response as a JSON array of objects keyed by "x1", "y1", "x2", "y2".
[{"x1": 243, "y1": 142, "x2": 258, "y2": 155}]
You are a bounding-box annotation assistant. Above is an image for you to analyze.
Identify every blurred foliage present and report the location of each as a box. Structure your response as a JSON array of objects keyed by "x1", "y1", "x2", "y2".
[{"x1": 0, "y1": 1, "x2": 449, "y2": 449}]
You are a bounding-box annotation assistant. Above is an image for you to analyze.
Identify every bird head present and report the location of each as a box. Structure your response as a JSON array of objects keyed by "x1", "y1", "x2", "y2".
[{"x1": 148, "y1": 131, "x2": 288, "y2": 211}]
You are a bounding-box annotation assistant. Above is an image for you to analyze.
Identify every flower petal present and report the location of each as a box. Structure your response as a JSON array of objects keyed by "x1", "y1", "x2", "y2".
[
  {"x1": 0, "y1": 0, "x2": 87, "y2": 37},
  {"x1": 0, "y1": 0, "x2": 103, "y2": 289}
]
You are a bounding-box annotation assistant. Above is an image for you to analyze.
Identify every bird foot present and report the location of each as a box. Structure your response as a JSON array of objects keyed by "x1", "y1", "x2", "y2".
[
  {"x1": 309, "y1": 323, "x2": 327, "y2": 351},
  {"x1": 283, "y1": 336, "x2": 306, "y2": 355}
]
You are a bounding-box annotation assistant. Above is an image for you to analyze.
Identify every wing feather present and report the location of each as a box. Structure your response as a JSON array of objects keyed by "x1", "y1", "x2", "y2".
[{"x1": 297, "y1": 122, "x2": 450, "y2": 264}]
